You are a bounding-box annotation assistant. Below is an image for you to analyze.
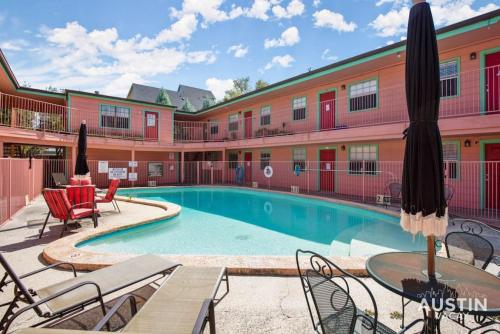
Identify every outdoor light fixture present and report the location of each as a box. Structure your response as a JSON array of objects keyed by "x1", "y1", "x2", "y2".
[
  {"x1": 464, "y1": 139, "x2": 471, "y2": 147},
  {"x1": 470, "y1": 52, "x2": 477, "y2": 60},
  {"x1": 341, "y1": 145, "x2": 346, "y2": 151},
  {"x1": 397, "y1": 51, "x2": 401, "y2": 58},
  {"x1": 341, "y1": 84, "x2": 346, "y2": 90}
]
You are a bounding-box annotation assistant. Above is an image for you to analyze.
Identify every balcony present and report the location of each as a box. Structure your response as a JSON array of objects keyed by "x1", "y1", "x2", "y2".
[
  {"x1": 0, "y1": 92, "x2": 162, "y2": 143},
  {"x1": 174, "y1": 65, "x2": 499, "y2": 143}
]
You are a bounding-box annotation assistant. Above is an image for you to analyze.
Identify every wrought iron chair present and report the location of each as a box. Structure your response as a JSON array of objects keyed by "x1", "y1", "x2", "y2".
[
  {"x1": 445, "y1": 232, "x2": 494, "y2": 269},
  {"x1": 443, "y1": 231, "x2": 498, "y2": 332},
  {"x1": 296, "y1": 250, "x2": 423, "y2": 334}
]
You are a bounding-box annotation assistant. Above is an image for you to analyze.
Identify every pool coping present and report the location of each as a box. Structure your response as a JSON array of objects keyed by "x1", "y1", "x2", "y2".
[{"x1": 42, "y1": 186, "x2": 402, "y2": 276}]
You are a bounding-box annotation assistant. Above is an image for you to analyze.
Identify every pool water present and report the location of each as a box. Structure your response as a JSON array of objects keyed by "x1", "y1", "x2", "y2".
[{"x1": 78, "y1": 187, "x2": 426, "y2": 256}]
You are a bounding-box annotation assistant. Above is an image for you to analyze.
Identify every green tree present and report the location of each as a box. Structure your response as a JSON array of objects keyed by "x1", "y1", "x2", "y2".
[
  {"x1": 156, "y1": 88, "x2": 172, "y2": 105},
  {"x1": 181, "y1": 98, "x2": 196, "y2": 113},
  {"x1": 202, "y1": 96, "x2": 215, "y2": 109},
  {"x1": 46, "y1": 85, "x2": 60, "y2": 93},
  {"x1": 224, "y1": 77, "x2": 250, "y2": 101},
  {"x1": 255, "y1": 79, "x2": 269, "y2": 90}
]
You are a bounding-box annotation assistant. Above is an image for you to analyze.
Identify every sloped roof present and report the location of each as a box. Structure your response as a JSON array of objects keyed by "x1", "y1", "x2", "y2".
[{"x1": 127, "y1": 83, "x2": 215, "y2": 112}]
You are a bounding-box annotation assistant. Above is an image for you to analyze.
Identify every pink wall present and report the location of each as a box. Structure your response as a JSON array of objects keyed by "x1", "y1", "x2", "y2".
[
  {"x1": 0, "y1": 158, "x2": 44, "y2": 225},
  {"x1": 69, "y1": 94, "x2": 174, "y2": 144}
]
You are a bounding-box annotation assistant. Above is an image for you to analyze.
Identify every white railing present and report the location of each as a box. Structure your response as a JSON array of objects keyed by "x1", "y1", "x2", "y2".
[
  {"x1": 39, "y1": 159, "x2": 500, "y2": 223},
  {"x1": 174, "y1": 65, "x2": 499, "y2": 142}
]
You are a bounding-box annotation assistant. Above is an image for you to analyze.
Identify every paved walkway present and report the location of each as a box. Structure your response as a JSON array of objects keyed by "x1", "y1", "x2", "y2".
[{"x1": 0, "y1": 198, "x2": 496, "y2": 333}]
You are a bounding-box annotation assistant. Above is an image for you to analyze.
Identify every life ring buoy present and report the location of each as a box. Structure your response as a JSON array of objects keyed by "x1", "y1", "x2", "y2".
[
  {"x1": 264, "y1": 166, "x2": 273, "y2": 178},
  {"x1": 264, "y1": 201, "x2": 273, "y2": 214}
]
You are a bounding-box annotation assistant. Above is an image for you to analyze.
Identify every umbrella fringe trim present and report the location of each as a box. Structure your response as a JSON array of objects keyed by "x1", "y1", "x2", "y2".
[{"x1": 400, "y1": 208, "x2": 448, "y2": 237}]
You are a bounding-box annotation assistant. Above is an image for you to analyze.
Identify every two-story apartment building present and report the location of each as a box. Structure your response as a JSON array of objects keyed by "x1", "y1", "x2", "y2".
[{"x1": 0, "y1": 9, "x2": 499, "y2": 218}]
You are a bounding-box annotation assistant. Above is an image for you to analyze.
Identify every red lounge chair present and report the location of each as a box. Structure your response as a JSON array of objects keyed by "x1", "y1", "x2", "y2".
[
  {"x1": 40, "y1": 188, "x2": 99, "y2": 239},
  {"x1": 96, "y1": 178, "x2": 121, "y2": 212}
]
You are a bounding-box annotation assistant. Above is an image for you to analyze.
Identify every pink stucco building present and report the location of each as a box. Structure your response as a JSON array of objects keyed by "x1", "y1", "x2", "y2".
[{"x1": 0, "y1": 10, "x2": 499, "y2": 222}]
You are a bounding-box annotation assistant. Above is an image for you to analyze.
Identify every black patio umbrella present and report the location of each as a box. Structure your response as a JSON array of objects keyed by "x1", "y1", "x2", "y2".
[
  {"x1": 74, "y1": 120, "x2": 89, "y2": 177},
  {"x1": 400, "y1": 0, "x2": 448, "y2": 279}
]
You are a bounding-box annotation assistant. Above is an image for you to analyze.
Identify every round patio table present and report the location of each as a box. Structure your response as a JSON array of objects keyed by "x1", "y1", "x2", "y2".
[{"x1": 366, "y1": 252, "x2": 500, "y2": 332}]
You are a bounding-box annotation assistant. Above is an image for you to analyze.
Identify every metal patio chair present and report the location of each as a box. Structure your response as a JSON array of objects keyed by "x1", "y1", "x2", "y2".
[
  {"x1": 296, "y1": 250, "x2": 423, "y2": 334},
  {"x1": 0, "y1": 254, "x2": 179, "y2": 334},
  {"x1": 443, "y1": 231, "x2": 498, "y2": 332}
]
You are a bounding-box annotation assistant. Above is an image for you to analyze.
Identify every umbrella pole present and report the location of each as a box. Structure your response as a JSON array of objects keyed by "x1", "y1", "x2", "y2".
[{"x1": 427, "y1": 235, "x2": 436, "y2": 279}]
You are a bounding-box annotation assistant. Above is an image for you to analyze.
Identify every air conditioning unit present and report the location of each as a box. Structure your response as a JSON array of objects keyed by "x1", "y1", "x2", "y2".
[
  {"x1": 291, "y1": 185, "x2": 300, "y2": 193},
  {"x1": 148, "y1": 181, "x2": 157, "y2": 187},
  {"x1": 252, "y1": 181, "x2": 258, "y2": 188}
]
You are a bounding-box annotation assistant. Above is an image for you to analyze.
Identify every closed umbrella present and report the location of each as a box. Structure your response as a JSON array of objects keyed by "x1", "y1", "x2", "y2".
[
  {"x1": 74, "y1": 120, "x2": 89, "y2": 178},
  {"x1": 400, "y1": 0, "x2": 448, "y2": 279}
]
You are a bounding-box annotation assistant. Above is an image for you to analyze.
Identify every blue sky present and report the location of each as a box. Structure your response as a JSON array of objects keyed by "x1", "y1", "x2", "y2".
[{"x1": 0, "y1": 0, "x2": 498, "y2": 100}]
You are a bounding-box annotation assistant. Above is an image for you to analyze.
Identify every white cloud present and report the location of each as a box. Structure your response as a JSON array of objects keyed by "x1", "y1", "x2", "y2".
[
  {"x1": 137, "y1": 14, "x2": 198, "y2": 49},
  {"x1": 264, "y1": 26, "x2": 300, "y2": 48},
  {"x1": 370, "y1": 0, "x2": 499, "y2": 37},
  {"x1": 227, "y1": 44, "x2": 249, "y2": 58},
  {"x1": 370, "y1": 6, "x2": 409, "y2": 37},
  {"x1": 313, "y1": 0, "x2": 321, "y2": 8},
  {"x1": 170, "y1": 0, "x2": 244, "y2": 28},
  {"x1": 205, "y1": 77, "x2": 234, "y2": 100},
  {"x1": 245, "y1": 0, "x2": 274, "y2": 20},
  {"x1": 376, "y1": 0, "x2": 409, "y2": 6},
  {"x1": 0, "y1": 39, "x2": 29, "y2": 51},
  {"x1": 16, "y1": 21, "x2": 216, "y2": 96},
  {"x1": 386, "y1": 40, "x2": 395, "y2": 45},
  {"x1": 313, "y1": 9, "x2": 357, "y2": 32},
  {"x1": 272, "y1": 0, "x2": 305, "y2": 19},
  {"x1": 264, "y1": 54, "x2": 295, "y2": 70},
  {"x1": 321, "y1": 48, "x2": 338, "y2": 61}
]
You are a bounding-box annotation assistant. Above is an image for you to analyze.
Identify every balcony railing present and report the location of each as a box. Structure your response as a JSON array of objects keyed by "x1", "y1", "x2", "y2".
[
  {"x1": 174, "y1": 65, "x2": 499, "y2": 142},
  {"x1": 0, "y1": 93, "x2": 157, "y2": 142}
]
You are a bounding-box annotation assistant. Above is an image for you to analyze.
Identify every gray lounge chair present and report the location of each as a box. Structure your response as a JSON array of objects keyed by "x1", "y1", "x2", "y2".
[
  {"x1": 51, "y1": 173, "x2": 69, "y2": 188},
  {"x1": 12, "y1": 266, "x2": 229, "y2": 334},
  {"x1": 0, "y1": 254, "x2": 179, "y2": 334}
]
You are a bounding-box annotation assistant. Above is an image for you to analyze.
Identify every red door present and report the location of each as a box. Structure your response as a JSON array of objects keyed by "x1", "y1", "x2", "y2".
[
  {"x1": 144, "y1": 111, "x2": 158, "y2": 141},
  {"x1": 485, "y1": 51, "x2": 500, "y2": 113},
  {"x1": 485, "y1": 143, "x2": 500, "y2": 210},
  {"x1": 319, "y1": 149, "x2": 335, "y2": 192},
  {"x1": 244, "y1": 152, "x2": 252, "y2": 183},
  {"x1": 319, "y1": 91, "x2": 335, "y2": 130},
  {"x1": 244, "y1": 111, "x2": 252, "y2": 138}
]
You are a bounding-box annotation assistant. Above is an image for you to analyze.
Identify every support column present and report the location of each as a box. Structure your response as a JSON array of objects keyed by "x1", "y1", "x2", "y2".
[
  {"x1": 131, "y1": 150, "x2": 136, "y2": 187},
  {"x1": 0, "y1": 141, "x2": 4, "y2": 157},
  {"x1": 180, "y1": 151, "x2": 185, "y2": 184},
  {"x1": 71, "y1": 145, "x2": 77, "y2": 177}
]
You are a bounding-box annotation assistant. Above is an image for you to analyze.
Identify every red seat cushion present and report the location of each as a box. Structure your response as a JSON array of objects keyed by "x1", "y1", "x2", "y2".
[
  {"x1": 69, "y1": 178, "x2": 79, "y2": 185},
  {"x1": 80, "y1": 179, "x2": 91, "y2": 185},
  {"x1": 71, "y1": 208, "x2": 99, "y2": 219}
]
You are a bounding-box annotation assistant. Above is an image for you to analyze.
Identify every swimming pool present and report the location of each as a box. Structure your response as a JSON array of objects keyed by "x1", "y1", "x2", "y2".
[{"x1": 78, "y1": 187, "x2": 426, "y2": 257}]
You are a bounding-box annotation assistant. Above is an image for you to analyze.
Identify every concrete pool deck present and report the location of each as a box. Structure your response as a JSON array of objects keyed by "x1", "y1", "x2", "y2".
[{"x1": 0, "y1": 196, "x2": 497, "y2": 333}]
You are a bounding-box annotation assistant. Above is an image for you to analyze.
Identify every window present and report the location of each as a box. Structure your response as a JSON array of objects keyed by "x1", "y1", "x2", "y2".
[
  {"x1": 443, "y1": 142, "x2": 459, "y2": 179},
  {"x1": 292, "y1": 148, "x2": 306, "y2": 171},
  {"x1": 210, "y1": 121, "x2": 219, "y2": 135},
  {"x1": 228, "y1": 114, "x2": 239, "y2": 131},
  {"x1": 100, "y1": 105, "x2": 130, "y2": 129},
  {"x1": 292, "y1": 97, "x2": 306, "y2": 121},
  {"x1": 349, "y1": 145, "x2": 378, "y2": 175},
  {"x1": 349, "y1": 79, "x2": 377, "y2": 112},
  {"x1": 440, "y1": 60, "x2": 459, "y2": 98},
  {"x1": 260, "y1": 152, "x2": 271, "y2": 170},
  {"x1": 148, "y1": 162, "x2": 163, "y2": 177},
  {"x1": 228, "y1": 152, "x2": 239, "y2": 169},
  {"x1": 260, "y1": 106, "x2": 271, "y2": 125}
]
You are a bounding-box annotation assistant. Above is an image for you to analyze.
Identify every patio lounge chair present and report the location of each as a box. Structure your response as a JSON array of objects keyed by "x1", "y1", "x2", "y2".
[
  {"x1": 296, "y1": 249, "x2": 423, "y2": 334},
  {"x1": 40, "y1": 188, "x2": 98, "y2": 239},
  {"x1": 11, "y1": 266, "x2": 228, "y2": 334},
  {"x1": 51, "y1": 173, "x2": 69, "y2": 188},
  {"x1": 95, "y1": 179, "x2": 121, "y2": 212},
  {"x1": 0, "y1": 254, "x2": 180, "y2": 334}
]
